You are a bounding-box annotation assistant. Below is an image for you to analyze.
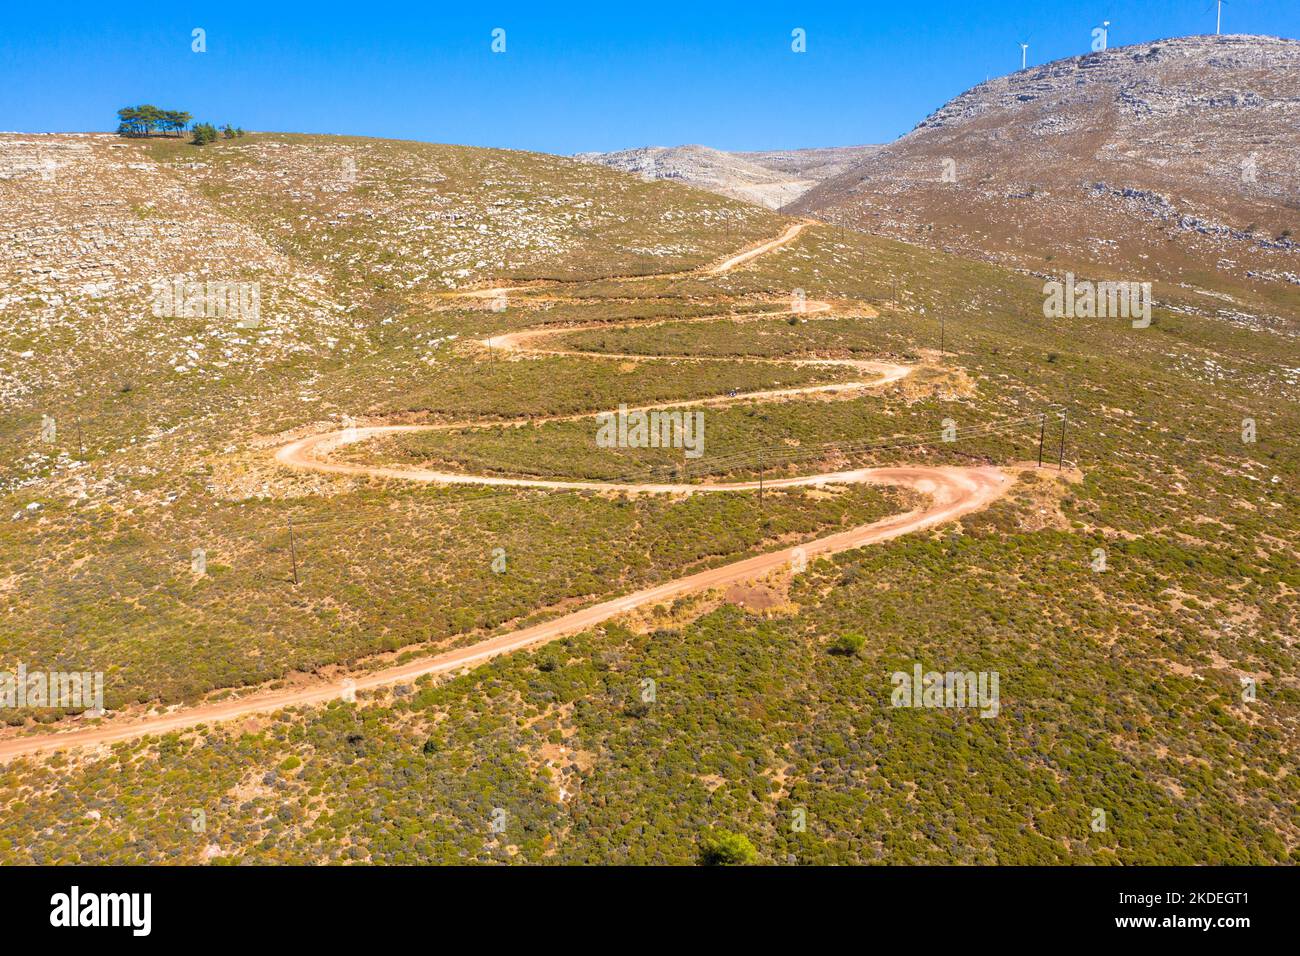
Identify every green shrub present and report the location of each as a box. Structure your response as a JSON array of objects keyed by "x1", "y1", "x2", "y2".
[
  {"x1": 699, "y1": 829, "x2": 757, "y2": 866},
  {"x1": 828, "y1": 632, "x2": 866, "y2": 656}
]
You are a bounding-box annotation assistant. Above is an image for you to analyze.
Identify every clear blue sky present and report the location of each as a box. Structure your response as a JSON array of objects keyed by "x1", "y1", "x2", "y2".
[{"x1": 1, "y1": 1, "x2": 1296, "y2": 154}]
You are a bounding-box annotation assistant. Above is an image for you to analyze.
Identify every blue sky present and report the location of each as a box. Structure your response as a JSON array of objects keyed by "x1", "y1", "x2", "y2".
[{"x1": 1, "y1": 1, "x2": 1296, "y2": 154}]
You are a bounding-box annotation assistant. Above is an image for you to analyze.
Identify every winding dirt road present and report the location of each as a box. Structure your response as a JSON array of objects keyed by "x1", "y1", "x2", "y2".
[
  {"x1": 704, "y1": 220, "x2": 811, "y2": 275},
  {"x1": 0, "y1": 220, "x2": 1011, "y2": 762}
]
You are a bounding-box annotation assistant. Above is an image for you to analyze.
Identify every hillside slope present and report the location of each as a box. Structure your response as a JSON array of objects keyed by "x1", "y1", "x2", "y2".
[
  {"x1": 0, "y1": 126, "x2": 1295, "y2": 868},
  {"x1": 0, "y1": 131, "x2": 793, "y2": 708},
  {"x1": 3, "y1": 213, "x2": 1296, "y2": 865},
  {"x1": 791, "y1": 34, "x2": 1300, "y2": 321},
  {"x1": 1, "y1": 131, "x2": 781, "y2": 484}
]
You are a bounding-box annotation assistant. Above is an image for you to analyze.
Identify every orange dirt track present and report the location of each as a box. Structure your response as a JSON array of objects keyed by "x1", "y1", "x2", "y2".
[{"x1": 0, "y1": 220, "x2": 1011, "y2": 762}]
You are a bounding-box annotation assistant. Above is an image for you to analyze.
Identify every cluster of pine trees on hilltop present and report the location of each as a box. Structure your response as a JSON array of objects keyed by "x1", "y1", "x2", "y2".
[{"x1": 116, "y1": 105, "x2": 245, "y2": 146}]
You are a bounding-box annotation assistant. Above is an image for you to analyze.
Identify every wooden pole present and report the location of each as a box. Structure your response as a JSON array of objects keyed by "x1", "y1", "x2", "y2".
[
  {"x1": 1057, "y1": 410, "x2": 1068, "y2": 471},
  {"x1": 288, "y1": 516, "x2": 300, "y2": 586},
  {"x1": 758, "y1": 450, "x2": 764, "y2": 510}
]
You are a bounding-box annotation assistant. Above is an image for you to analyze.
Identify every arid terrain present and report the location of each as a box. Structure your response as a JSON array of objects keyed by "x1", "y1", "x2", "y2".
[
  {"x1": 792, "y1": 34, "x2": 1300, "y2": 325},
  {"x1": 0, "y1": 33, "x2": 1295, "y2": 866},
  {"x1": 0, "y1": 222, "x2": 1012, "y2": 761}
]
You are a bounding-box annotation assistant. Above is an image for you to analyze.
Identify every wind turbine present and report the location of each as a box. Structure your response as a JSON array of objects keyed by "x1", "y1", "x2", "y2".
[
  {"x1": 1210, "y1": 0, "x2": 1229, "y2": 35},
  {"x1": 1016, "y1": 31, "x2": 1035, "y2": 71}
]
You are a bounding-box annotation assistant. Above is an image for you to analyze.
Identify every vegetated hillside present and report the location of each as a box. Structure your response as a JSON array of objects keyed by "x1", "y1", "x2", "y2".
[
  {"x1": 0, "y1": 130, "x2": 809, "y2": 710},
  {"x1": 0, "y1": 122, "x2": 1295, "y2": 868},
  {"x1": 1, "y1": 219, "x2": 1295, "y2": 865},
  {"x1": 576, "y1": 144, "x2": 878, "y2": 209},
  {"x1": 792, "y1": 34, "x2": 1300, "y2": 323},
  {"x1": 0, "y1": 131, "x2": 782, "y2": 485}
]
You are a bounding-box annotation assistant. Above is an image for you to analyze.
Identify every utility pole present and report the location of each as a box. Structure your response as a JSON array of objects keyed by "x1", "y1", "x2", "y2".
[
  {"x1": 287, "y1": 515, "x2": 300, "y2": 586},
  {"x1": 758, "y1": 450, "x2": 764, "y2": 511},
  {"x1": 1057, "y1": 410, "x2": 1068, "y2": 471},
  {"x1": 75, "y1": 415, "x2": 84, "y2": 459},
  {"x1": 1037, "y1": 413, "x2": 1046, "y2": 468},
  {"x1": 939, "y1": 315, "x2": 945, "y2": 356}
]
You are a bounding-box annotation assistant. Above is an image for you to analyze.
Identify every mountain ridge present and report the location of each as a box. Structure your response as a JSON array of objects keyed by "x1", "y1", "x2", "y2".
[
  {"x1": 789, "y1": 33, "x2": 1300, "y2": 319},
  {"x1": 575, "y1": 143, "x2": 879, "y2": 209}
]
